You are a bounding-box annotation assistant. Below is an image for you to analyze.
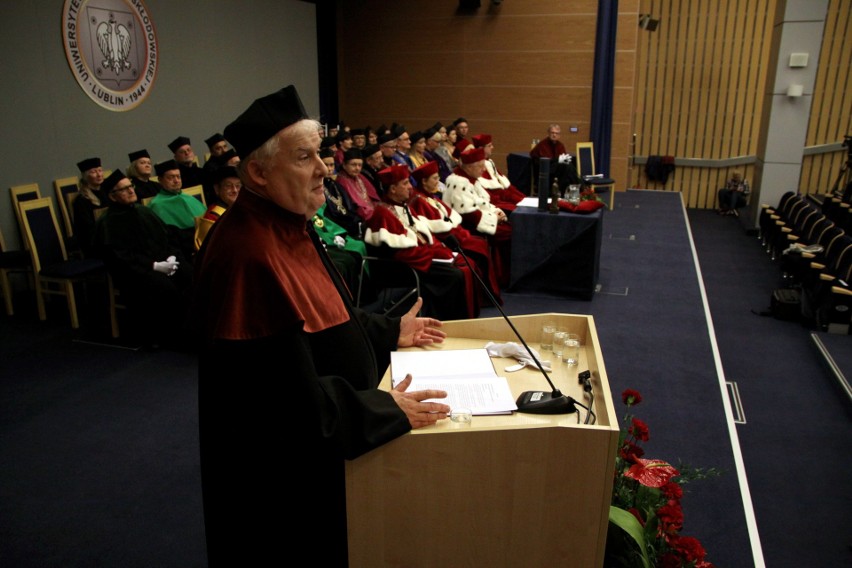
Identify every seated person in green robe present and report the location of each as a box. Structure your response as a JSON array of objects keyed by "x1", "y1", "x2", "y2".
[{"x1": 149, "y1": 159, "x2": 207, "y2": 261}]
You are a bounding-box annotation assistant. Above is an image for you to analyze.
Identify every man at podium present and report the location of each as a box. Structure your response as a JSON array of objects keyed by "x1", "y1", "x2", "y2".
[{"x1": 193, "y1": 85, "x2": 451, "y2": 566}]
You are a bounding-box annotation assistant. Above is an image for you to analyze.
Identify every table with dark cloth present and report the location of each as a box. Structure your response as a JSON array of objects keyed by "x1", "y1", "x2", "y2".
[{"x1": 508, "y1": 206, "x2": 603, "y2": 300}]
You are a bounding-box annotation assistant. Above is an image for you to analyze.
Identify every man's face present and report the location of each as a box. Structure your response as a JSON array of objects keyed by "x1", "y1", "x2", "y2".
[
  {"x1": 367, "y1": 131, "x2": 378, "y2": 145},
  {"x1": 352, "y1": 134, "x2": 366, "y2": 148},
  {"x1": 425, "y1": 136, "x2": 440, "y2": 151},
  {"x1": 413, "y1": 138, "x2": 426, "y2": 154},
  {"x1": 548, "y1": 128, "x2": 561, "y2": 142},
  {"x1": 84, "y1": 166, "x2": 104, "y2": 187},
  {"x1": 340, "y1": 137, "x2": 353, "y2": 150},
  {"x1": 388, "y1": 178, "x2": 411, "y2": 204},
  {"x1": 366, "y1": 151, "x2": 384, "y2": 169},
  {"x1": 342, "y1": 158, "x2": 363, "y2": 178},
  {"x1": 210, "y1": 141, "x2": 228, "y2": 157},
  {"x1": 462, "y1": 160, "x2": 485, "y2": 179},
  {"x1": 322, "y1": 157, "x2": 336, "y2": 178},
  {"x1": 483, "y1": 142, "x2": 494, "y2": 158},
  {"x1": 456, "y1": 122, "x2": 469, "y2": 138},
  {"x1": 174, "y1": 144, "x2": 195, "y2": 165},
  {"x1": 380, "y1": 141, "x2": 397, "y2": 157},
  {"x1": 160, "y1": 169, "x2": 182, "y2": 191},
  {"x1": 396, "y1": 132, "x2": 411, "y2": 152},
  {"x1": 256, "y1": 123, "x2": 328, "y2": 218},
  {"x1": 134, "y1": 158, "x2": 153, "y2": 177},
  {"x1": 108, "y1": 178, "x2": 138, "y2": 206},
  {"x1": 215, "y1": 176, "x2": 241, "y2": 207}
]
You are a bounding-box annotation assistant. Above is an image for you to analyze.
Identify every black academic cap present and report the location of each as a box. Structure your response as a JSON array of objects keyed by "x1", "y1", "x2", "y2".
[
  {"x1": 431, "y1": 121, "x2": 443, "y2": 131},
  {"x1": 452, "y1": 117, "x2": 468, "y2": 127},
  {"x1": 350, "y1": 128, "x2": 365, "y2": 136},
  {"x1": 101, "y1": 169, "x2": 127, "y2": 193},
  {"x1": 362, "y1": 143, "x2": 380, "y2": 157},
  {"x1": 223, "y1": 85, "x2": 309, "y2": 160},
  {"x1": 343, "y1": 148, "x2": 363, "y2": 162},
  {"x1": 375, "y1": 124, "x2": 388, "y2": 134},
  {"x1": 391, "y1": 123, "x2": 407, "y2": 137},
  {"x1": 336, "y1": 130, "x2": 352, "y2": 142},
  {"x1": 319, "y1": 148, "x2": 335, "y2": 159},
  {"x1": 168, "y1": 136, "x2": 191, "y2": 153},
  {"x1": 154, "y1": 159, "x2": 180, "y2": 177},
  {"x1": 127, "y1": 149, "x2": 150, "y2": 163},
  {"x1": 410, "y1": 131, "x2": 425, "y2": 144},
  {"x1": 77, "y1": 157, "x2": 101, "y2": 172},
  {"x1": 377, "y1": 132, "x2": 397, "y2": 145},
  {"x1": 219, "y1": 148, "x2": 238, "y2": 163},
  {"x1": 321, "y1": 136, "x2": 337, "y2": 149},
  {"x1": 212, "y1": 165, "x2": 240, "y2": 185},
  {"x1": 204, "y1": 133, "x2": 226, "y2": 148},
  {"x1": 423, "y1": 127, "x2": 438, "y2": 139}
]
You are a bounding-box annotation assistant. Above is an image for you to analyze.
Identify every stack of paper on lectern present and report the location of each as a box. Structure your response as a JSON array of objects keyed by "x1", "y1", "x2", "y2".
[{"x1": 390, "y1": 348, "x2": 518, "y2": 415}]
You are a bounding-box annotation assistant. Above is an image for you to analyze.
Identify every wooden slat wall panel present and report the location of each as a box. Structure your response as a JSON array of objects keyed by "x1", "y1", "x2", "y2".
[
  {"x1": 336, "y1": 0, "x2": 640, "y2": 192},
  {"x1": 633, "y1": 0, "x2": 851, "y2": 209},
  {"x1": 801, "y1": 0, "x2": 852, "y2": 195},
  {"x1": 632, "y1": 0, "x2": 777, "y2": 208}
]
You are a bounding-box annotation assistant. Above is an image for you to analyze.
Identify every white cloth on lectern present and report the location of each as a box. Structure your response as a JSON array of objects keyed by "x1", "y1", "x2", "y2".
[{"x1": 484, "y1": 341, "x2": 552, "y2": 372}]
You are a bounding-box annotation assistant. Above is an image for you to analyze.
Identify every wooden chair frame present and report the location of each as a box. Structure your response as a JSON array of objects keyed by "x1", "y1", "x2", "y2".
[
  {"x1": 19, "y1": 197, "x2": 105, "y2": 328},
  {"x1": 576, "y1": 142, "x2": 615, "y2": 210},
  {"x1": 0, "y1": 223, "x2": 33, "y2": 316},
  {"x1": 53, "y1": 176, "x2": 80, "y2": 239},
  {"x1": 182, "y1": 184, "x2": 206, "y2": 208},
  {"x1": 10, "y1": 183, "x2": 42, "y2": 249}
]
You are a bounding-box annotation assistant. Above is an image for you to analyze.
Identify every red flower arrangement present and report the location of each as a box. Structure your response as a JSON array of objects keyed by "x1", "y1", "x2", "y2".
[{"x1": 606, "y1": 389, "x2": 719, "y2": 568}]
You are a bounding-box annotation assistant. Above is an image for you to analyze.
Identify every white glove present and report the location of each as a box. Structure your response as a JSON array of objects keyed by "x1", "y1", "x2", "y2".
[
  {"x1": 484, "y1": 341, "x2": 552, "y2": 372},
  {"x1": 558, "y1": 153, "x2": 573, "y2": 165},
  {"x1": 333, "y1": 235, "x2": 346, "y2": 249},
  {"x1": 153, "y1": 255, "x2": 179, "y2": 276}
]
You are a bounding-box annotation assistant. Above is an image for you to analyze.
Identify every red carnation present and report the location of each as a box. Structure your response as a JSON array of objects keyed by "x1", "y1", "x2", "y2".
[
  {"x1": 662, "y1": 481, "x2": 683, "y2": 501},
  {"x1": 656, "y1": 502, "x2": 684, "y2": 534},
  {"x1": 621, "y1": 389, "x2": 642, "y2": 406},
  {"x1": 629, "y1": 418, "x2": 650, "y2": 441},
  {"x1": 619, "y1": 440, "x2": 645, "y2": 462},
  {"x1": 670, "y1": 535, "x2": 707, "y2": 563},
  {"x1": 658, "y1": 553, "x2": 681, "y2": 568}
]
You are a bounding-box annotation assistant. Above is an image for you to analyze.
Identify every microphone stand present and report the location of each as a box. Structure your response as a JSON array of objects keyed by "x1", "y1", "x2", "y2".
[{"x1": 444, "y1": 235, "x2": 576, "y2": 414}]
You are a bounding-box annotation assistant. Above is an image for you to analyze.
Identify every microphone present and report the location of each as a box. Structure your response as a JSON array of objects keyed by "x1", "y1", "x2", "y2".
[{"x1": 444, "y1": 235, "x2": 576, "y2": 414}]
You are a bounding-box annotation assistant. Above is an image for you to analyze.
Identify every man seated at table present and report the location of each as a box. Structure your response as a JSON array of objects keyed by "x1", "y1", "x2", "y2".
[
  {"x1": 444, "y1": 147, "x2": 512, "y2": 287},
  {"x1": 530, "y1": 124, "x2": 580, "y2": 195},
  {"x1": 364, "y1": 163, "x2": 475, "y2": 320},
  {"x1": 150, "y1": 159, "x2": 207, "y2": 260},
  {"x1": 472, "y1": 133, "x2": 525, "y2": 214}
]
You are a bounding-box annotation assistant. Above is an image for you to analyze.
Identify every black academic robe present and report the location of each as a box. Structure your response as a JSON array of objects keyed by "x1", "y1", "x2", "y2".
[
  {"x1": 178, "y1": 162, "x2": 204, "y2": 189},
  {"x1": 130, "y1": 176, "x2": 162, "y2": 200},
  {"x1": 93, "y1": 202, "x2": 192, "y2": 346},
  {"x1": 193, "y1": 189, "x2": 410, "y2": 567}
]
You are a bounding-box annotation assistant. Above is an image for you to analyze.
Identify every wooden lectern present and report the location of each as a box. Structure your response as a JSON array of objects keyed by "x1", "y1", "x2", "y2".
[{"x1": 346, "y1": 313, "x2": 619, "y2": 567}]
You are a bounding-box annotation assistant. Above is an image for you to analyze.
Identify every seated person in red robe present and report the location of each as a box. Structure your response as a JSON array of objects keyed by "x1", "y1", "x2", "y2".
[
  {"x1": 444, "y1": 147, "x2": 513, "y2": 287},
  {"x1": 472, "y1": 133, "x2": 526, "y2": 212},
  {"x1": 409, "y1": 161, "x2": 501, "y2": 305},
  {"x1": 364, "y1": 163, "x2": 476, "y2": 320}
]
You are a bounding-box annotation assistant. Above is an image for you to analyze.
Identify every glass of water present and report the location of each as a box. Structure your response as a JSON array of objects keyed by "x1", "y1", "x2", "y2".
[
  {"x1": 553, "y1": 331, "x2": 568, "y2": 359},
  {"x1": 541, "y1": 322, "x2": 556, "y2": 351},
  {"x1": 563, "y1": 334, "x2": 581, "y2": 366}
]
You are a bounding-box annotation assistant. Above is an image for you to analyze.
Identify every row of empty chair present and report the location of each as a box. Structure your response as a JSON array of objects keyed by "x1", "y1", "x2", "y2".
[{"x1": 759, "y1": 191, "x2": 852, "y2": 334}]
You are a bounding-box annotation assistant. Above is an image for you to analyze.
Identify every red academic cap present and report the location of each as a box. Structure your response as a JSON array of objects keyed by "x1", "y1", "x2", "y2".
[
  {"x1": 378, "y1": 164, "x2": 410, "y2": 186},
  {"x1": 472, "y1": 134, "x2": 492, "y2": 147},
  {"x1": 411, "y1": 161, "x2": 439, "y2": 184},
  {"x1": 460, "y1": 147, "x2": 486, "y2": 164}
]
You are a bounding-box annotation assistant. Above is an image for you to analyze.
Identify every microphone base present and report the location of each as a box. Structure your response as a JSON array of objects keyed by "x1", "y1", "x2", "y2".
[{"x1": 516, "y1": 391, "x2": 577, "y2": 415}]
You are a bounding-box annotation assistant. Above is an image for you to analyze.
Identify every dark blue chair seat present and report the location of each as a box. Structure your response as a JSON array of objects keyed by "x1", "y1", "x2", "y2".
[{"x1": 40, "y1": 258, "x2": 104, "y2": 279}]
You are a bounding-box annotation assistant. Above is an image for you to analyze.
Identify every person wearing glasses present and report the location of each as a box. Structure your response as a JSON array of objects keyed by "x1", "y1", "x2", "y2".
[{"x1": 94, "y1": 169, "x2": 192, "y2": 349}]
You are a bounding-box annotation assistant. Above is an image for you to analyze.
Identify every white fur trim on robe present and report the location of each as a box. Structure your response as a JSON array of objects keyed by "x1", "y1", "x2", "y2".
[{"x1": 444, "y1": 174, "x2": 501, "y2": 235}]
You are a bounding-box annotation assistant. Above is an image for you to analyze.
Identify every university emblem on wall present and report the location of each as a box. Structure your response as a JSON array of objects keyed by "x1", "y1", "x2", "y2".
[{"x1": 61, "y1": 0, "x2": 158, "y2": 112}]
